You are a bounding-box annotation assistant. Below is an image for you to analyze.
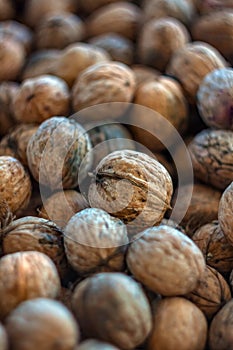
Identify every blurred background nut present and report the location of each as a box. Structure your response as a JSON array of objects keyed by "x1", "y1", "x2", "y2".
[
  {"x1": 0, "y1": 251, "x2": 61, "y2": 319},
  {"x1": 0, "y1": 0, "x2": 15, "y2": 21},
  {"x1": 80, "y1": 0, "x2": 121, "y2": 13},
  {"x1": 0, "y1": 156, "x2": 31, "y2": 214},
  {"x1": 5, "y1": 298, "x2": 80, "y2": 350},
  {"x1": 72, "y1": 273, "x2": 152, "y2": 349},
  {"x1": 0, "y1": 324, "x2": 8, "y2": 350},
  {"x1": 77, "y1": 340, "x2": 120, "y2": 350},
  {"x1": 12, "y1": 75, "x2": 70, "y2": 124},
  {"x1": 218, "y1": 182, "x2": 233, "y2": 245},
  {"x1": 126, "y1": 225, "x2": 206, "y2": 296},
  {"x1": 147, "y1": 297, "x2": 207, "y2": 350},
  {"x1": 0, "y1": 82, "x2": 19, "y2": 137},
  {"x1": 64, "y1": 208, "x2": 128, "y2": 275},
  {"x1": 196, "y1": 0, "x2": 233, "y2": 14},
  {"x1": 0, "y1": 20, "x2": 33, "y2": 54}
]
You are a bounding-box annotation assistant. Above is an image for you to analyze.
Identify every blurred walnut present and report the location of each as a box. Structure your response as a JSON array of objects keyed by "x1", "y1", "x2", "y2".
[
  {"x1": 12, "y1": 75, "x2": 70, "y2": 124},
  {"x1": 0, "y1": 81, "x2": 19, "y2": 137},
  {"x1": 80, "y1": 0, "x2": 121, "y2": 13},
  {"x1": 0, "y1": 36, "x2": 25, "y2": 81},
  {"x1": 0, "y1": 251, "x2": 60, "y2": 319},
  {"x1": 6, "y1": 298, "x2": 79, "y2": 350},
  {"x1": 0, "y1": 324, "x2": 7, "y2": 350},
  {"x1": 72, "y1": 273, "x2": 152, "y2": 349},
  {"x1": 147, "y1": 297, "x2": 207, "y2": 350},
  {"x1": 131, "y1": 64, "x2": 160, "y2": 87},
  {"x1": 36, "y1": 12, "x2": 85, "y2": 50},
  {"x1": 196, "y1": 0, "x2": 233, "y2": 14},
  {"x1": 77, "y1": 340, "x2": 119, "y2": 350},
  {"x1": 0, "y1": 0, "x2": 15, "y2": 20},
  {"x1": 0, "y1": 20, "x2": 33, "y2": 53},
  {"x1": 219, "y1": 182, "x2": 233, "y2": 245}
]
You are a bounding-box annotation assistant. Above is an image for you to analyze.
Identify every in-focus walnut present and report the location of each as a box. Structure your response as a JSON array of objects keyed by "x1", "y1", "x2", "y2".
[
  {"x1": 0, "y1": 124, "x2": 38, "y2": 166},
  {"x1": 0, "y1": 199, "x2": 13, "y2": 231},
  {"x1": 0, "y1": 81, "x2": 19, "y2": 137},
  {"x1": 51, "y1": 43, "x2": 110, "y2": 87},
  {"x1": 126, "y1": 225, "x2": 206, "y2": 296},
  {"x1": 188, "y1": 129, "x2": 233, "y2": 190},
  {"x1": 0, "y1": 0, "x2": 15, "y2": 20},
  {"x1": 0, "y1": 324, "x2": 7, "y2": 350},
  {"x1": 77, "y1": 340, "x2": 119, "y2": 350},
  {"x1": 0, "y1": 20, "x2": 33, "y2": 53},
  {"x1": 36, "y1": 12, "x2": 85, "y2": 50},
  {"x1": 192, "y1": 221, "x2": 233, "y2": 276},
  {"x1": 27, "y1": 116, "x2": 92, "y2": 190},
  {"x1": 138, "y1": 17, "x2": 190, "y2": 71},
  {"x1": 12, "y1": 75, "x2": 70, "y2": 124},
  {"x1": 64, "y1": 208, "x2": 128, "y2": 275},
  {"x1": 72, "y1": 62, "x2": 136, "y2": 116},
  {"x1": 147, "y1": 297, "x2": 207, "y2": 350},
  {"x1": 72, "y1": 272, "x2": 152, "y2": 349},
  {"x1": 86, "y1": 2, "x2": 142, "y2": 40},
  {"x1": 89, "y1": 33, "x2": 134, "y2": 66},
  {"x1": 185, "y1": 265, "x2": 231, "y2": 320},
  {"x1": 88, "y1": 150, "x2": 173, "y2": 234},
  {"x1": 172, "y1": 183, "x2": 221, "y2": 236},
  {"x1": 0, "y1": 251, "x2": 61, "y2": 319},
  {"x1": 166, "y1": 41, "x2": 227, "y2": 103},
  {"x1": 131, "y1": 64, "x2": 160, "y2": 87},
  {"x1": 0, "y1": 156, "x2": 31, "y2": 214},
  {"x1": 218, "y1": 182, "x2": 233, "y2": 245},
  {"x1": 0, "y1": 36, "x2": 25, "y2": 81},
  {"x1": 39, "y1": 190, "x2": 88, "y2": 228},
  {"x1": 5, "y1": 298, "x2": 79, "y2": 350}
]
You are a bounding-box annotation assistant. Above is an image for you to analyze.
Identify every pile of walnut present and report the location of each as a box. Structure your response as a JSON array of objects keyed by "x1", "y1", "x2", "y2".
[{"x1": 0, "y1": 0, "x2": 233, "y2": 349}]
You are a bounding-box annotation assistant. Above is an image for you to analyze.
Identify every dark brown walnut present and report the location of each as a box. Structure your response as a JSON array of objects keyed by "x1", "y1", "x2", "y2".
[
  {"x1": 0, "y1": 199, "x2": 13, "y2": 231},
  {"x1": 192, "y1": 221, "x2": 233, "y2": 276},
  {"x1": 0, "y1": 251, "x2": 60, "y2": 319},
  {"x1": 0, "y1": 81, "x2": 19, "y2": 137},
  {"x1": 39, "y1": 190, "x2": 88, "y2": 228},
  {"x1": 36, "y1": 12, "x2": 85, "y2": 50},
  {"x1": 188, "y1": 129, "x2": 233, "y2": 190},
  {"x1": 0, "y1": 0, "x2": 15, "y2": 20},
  {"x1": 147, "y1": 297, "x2": 207, "y2": 350},
  {"x1": 77, "y1": 340, "x2": 120, "y2": 350},
  {"x1": 0, "y1": 20, "x2": 33, "y2": 53},
  {"x1": 64, "y1": 208, "x2": 128, "y2": 275},
  {"x1": 51, "y1": 43, "x2": 110, "y2": 87},
  {"x1": 196, "y1": 0, "x2": 233, "y2": 14},
  {"x1": 0, "y1": 124, "x2": 38, "y2": 166},
  {"x1": 80, "y1": 0, "x2": 120, "y2": 13},
  {"x1": 209, "y1": 299, "x2": 233, "y2": 350},
  {"x1": 126, "y1": 225, "x2": 206, "y2": 296},
  {"x1": 131, "y1": 64, "x2": 160, "y2": 87},
  {"x1": 1, "y1": 216, "x2": 67, "y2": 277},
  {"x1": 185, "y1": 265, "x2": 231, "y2": 320},
  {"x1": 72, "y1": 273, "x2": 152, "y2": 349},
  {"x1": 5, "y1": 298, "x2": 80, "y2": 350},
  {"x1": 88, "y1": 150, "x2": 173, "y2": 234},
  {"x1": 0, "y1": 156, "x2": 31, "y2": 214},
  {"x1": 0, "y1": 36, "x2": 25, "y2": 81},
  {"x1": 172, "y1": 183, "x2": 221, "y2": 237},
  {"x1": 218, "y1": 182, "x2": 233, "y2": 245},
  {"x1": 27, "y1": 117, "x2": 92, "y2": 190},
  {"x1": 166, "y1": 41, "x2": 227, "y2": 104},
  {"x1": 89, "y1": 33, "x2": 134, "y2": 65},
  {"x1": 12, "y1": 75, "x2": 70, "y2": 124},
  {"x1": 86, "y1": 2, "x2": 142, "y2": 40},
  {"x1": 138, "y1": 17, "x2": 190, "y2": 71}
]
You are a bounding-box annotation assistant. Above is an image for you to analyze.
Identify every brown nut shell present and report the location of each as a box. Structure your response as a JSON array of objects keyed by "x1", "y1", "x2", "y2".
[
  {"x1": 218, "y1": 182, "x2": 233, "y2": 245},
  {"x1": 0, "y1": 37, "x2": 25, "y2": 81},
  {"x1": 0, "y1": 0, "x2": 15, "y2": 20},
  {"x1": 0, "y1": 81, "x2": 19, "y2": 137},
  {"x1": 0, "y1": 199, "x2": 13, "y2": 231}
]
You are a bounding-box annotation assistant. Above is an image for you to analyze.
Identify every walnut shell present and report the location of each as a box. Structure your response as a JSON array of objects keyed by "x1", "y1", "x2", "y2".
[
  {"x1": 218, "y1": 181, "x2": 233, "y2": 245},
  {"x1": 88, "y1": 150, "x2": 173, "y2": 234},
  {"x1": 0, "y1": 124, "x2": 38, "y2": 166},
  {"x1": 0, "y1": 199, "x2": 13, "y2": 231},
  {"x1": 147, "y1": 297, "x2": 207, "y2": 350},
  {"x1": 188, "y1": 129, "x2": 233, "y2": 190},
  {"x1": 0, "y1": 20, "x2": 33, "y2": 53},
  {"x1": 27, "y1": 116, "x2": 92, "y2": 190},
  {"x1": 12, "y1": 75, "x2": 70, "y2": 124},
  {"x1": 166, "y1": 41, "x2": 227, "y2": 103},
  {"x1": 0, "y1": 36, "x2": 25, "y2": 81},
  {"x1": 64, "y1": 208, "x2": 128, "y2": 275},
  {"x1": 0, "y1": 0, "x2": 14, "y2": 20},
  {"x1": 127, "y1": 225, "x2": 206, "y2": 296},
  {"x1": 0, "y1": 81, "x2": 19, "y2": 137},
  {"x1": 72, "y1": 272, "x2": 152, "y2": 349},
  {"x1": 0, "y1": 156, "x2": 31, "y2": 214},
  {"x1": 0, "y1": 251, "x2": 61, "y2": 319},
  {"x1": 196, "y1": 0, "x2": 233, "y2": 14},
  {"x1": 192, "y1": 221, "x2": 233, "y2": 276},
  {"x1": 5, "y1": 298, "x2": 79, "y2": 350},
  {"x1": 77, "y1": 340, "x2": 119, "y2": 350}
]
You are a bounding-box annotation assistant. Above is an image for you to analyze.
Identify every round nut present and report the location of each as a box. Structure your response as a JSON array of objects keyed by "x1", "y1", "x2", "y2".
[
  {"x1": 0, "y1": 81, "x2": 19, "y2": 137},
  {"x1": 0, "y1": 36, "x2": 25, "y2": 81},
  {"x1": 77, "y1": 340, "x2": 119, "y2": 350},
  {"x1": 126, "y1": 225, "x2": 206, "y2": 296},
  {"x1": 196, "y1": 0, "x2": 233, "y2": 14},
  {"x1": 218, "y1": 182, "x2": 233, "y2": 245},
  {"x1": 72, "y1": 272, "x2": 152, "y2": 349},
  {"x1": 0, "y1": 0, "x2": 14, "y2": 20},
  {"x1": 0, "y1": 20, "x2": 33, "y2": 53}
]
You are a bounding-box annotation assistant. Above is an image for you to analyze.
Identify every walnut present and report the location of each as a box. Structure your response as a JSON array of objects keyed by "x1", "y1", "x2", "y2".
[
  {"x1": 196, "y1": 0, "x2": 233, "y2": 14},
  {"x1": 5, "y1": 298, "x2": 80, "y2": 350},
  {"x1": 0, "y1": 251, "x2": 61, "y2": 319},
  {"x1": 27, "y1": 116, "x2": 92, "y2": 190},
  {"x1": 131, "y1": 64, "x2": 160, "y2": 87},
  {"x1": 77, "y1": 340, "x2": 119, "y2": 350},
  {"x1": 0, "y1": 124, "x2": 38, "y2": 166},
  {"x1": 138, "y1": 17, "x2": 190, "y2": 71},
  {"x1": 126, "y1": 225, "x2": 206, "y2": 296},
  {"x1": 0, "y1": 156, "x2": 31, "y2": 214},
  {"x1": 72, "y1": 272, "x2": 152, "y2": 349},
  {"x1": 39, "y1": 190, "x2": 88, "y2": 228},
  {"x1": 0, "y1": 0, "x2": 15, "y2": 20},
  {"x1": 218, "y1": 182, "x2": 233, "y2": 245},
  {"x1": 80, "y1": 0, "x2": 120, "y2": 13},
  {"x1": 0, "y1": 36, "x2": 25, "y2": 81},
  {"x1": 188, "y1": 129, "x2": 233, "y2": 190},
  {"x1": 0, "y1": 199, "x2": 13, "y2": 231},
  {"x1": 147, "y1": 297, "x2": 207, "y2": 350},
  {"x1": 86, "y1": 2, "x2": 142, "y2": 40},
  {"x1": 0, "y1": 20, "x2": 33, "y2": 53},
  {"x1": 88, "y1": 33, "x2": 134, "y2": 66},
  {"x1": 88, "y1": 150, "x2": 173, "y2": 234},
  {"x1": 166, "y1": 42, "x2": 227, "y2": 103},
  {"x1": 0, "y1": 324, "x2": 7, "y2": 350},
  {"x1": 12, "y1": 75, "x2": 70, "y2": 124},
  {"x1": 36, "y1": 12, "x2": 85, "y2": 50},
  {"x1": 64, "y1": 208, "x2": 128, "y2": 275},
  {"x1": 0, "y1": 81, "x2": 19, "y2": 137},
  {"x1": 192, "y1": 221, "x2": 233, "y2": 276}
]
